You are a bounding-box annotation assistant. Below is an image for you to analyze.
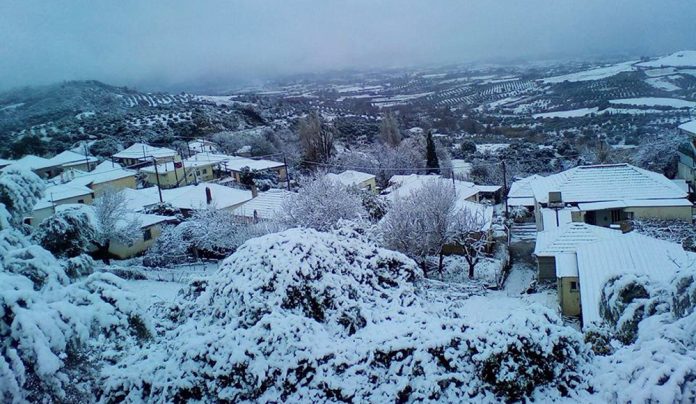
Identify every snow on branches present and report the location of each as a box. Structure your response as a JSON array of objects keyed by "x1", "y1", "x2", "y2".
[{"x1": 280, "y1": 174, "x2": 367, "y2": 231}]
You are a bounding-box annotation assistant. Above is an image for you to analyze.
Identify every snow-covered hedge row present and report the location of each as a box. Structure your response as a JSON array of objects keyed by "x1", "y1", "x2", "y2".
[{"x1": 100, "y1": 228, "x2": 589, "y2": 402}]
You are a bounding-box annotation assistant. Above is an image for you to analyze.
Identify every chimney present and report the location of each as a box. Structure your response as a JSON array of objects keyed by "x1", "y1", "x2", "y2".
[
  {"x1": 205, "y1": 186, "x2": 212, "y2": 205},
  {"x1": 251, "y1": 184, "x2": 258, "y2": 198}
]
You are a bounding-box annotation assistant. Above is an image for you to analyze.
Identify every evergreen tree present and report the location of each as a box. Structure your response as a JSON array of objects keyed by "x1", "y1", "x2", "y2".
[{"x1": 426, "y1": 131, "x2": 440, "y2": 174}]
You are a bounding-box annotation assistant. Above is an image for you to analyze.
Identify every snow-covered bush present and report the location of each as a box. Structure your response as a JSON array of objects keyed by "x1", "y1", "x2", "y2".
[
  {"x1": 465, "y1": 306, "x2": 588, "y2": 401},
  {"x1": 0, "y1": 168, "x2": 45, "y2": 226},
  {"x1": 62, "y1": 254, "x2": 95, "y2": 279},
  {"x1": 100, "y1": 228, "x2": 589, "y2": 402},
  {"x1": 280, "y1": 174, "x2": 367, "y2": 231},
  {"x1": 510, "y1": 205, "x2": 530, "y2": 221},
  {"x1": 0, "y1": 229, "x2": 150, "y2": 402},
  {"x1": 672, "y1": 271, "x2": 696, "y2": 318},
  {"x1": 631, "y1": 219, "x2": 696, "y2": 252},
  {"x1": 599, "y1": 274, "x2": 671, "y2": 344},
  {"x1": 35, "y1": 206, "x2": 97, "y2": 257},
  {"x1": 595, "y1": 311, "x2": 696, "y2": 403}
]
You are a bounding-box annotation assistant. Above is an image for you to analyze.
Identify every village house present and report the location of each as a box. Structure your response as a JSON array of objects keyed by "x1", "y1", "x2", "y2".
[
  {"x1": 52, "y1": 161, "x2": 137, "y2": 196},
  {"x1": 187, "y1": 139, "x2": 219, "y2": 154},
  {"x1": 534, "y1": 222, "x2": 695, "y2": 324},
  {"x1": 112, "y1": 142, "x2": 179, "y2": 167},
  {"x1": 1, "y1": 152, "x2": 98, "y2": 179},
  {"x1": 676, "y1": 119, "x2": 696, "y2": 186},
  {"x1": 326, "y1": 170, "x2": 378, "y2": 193},
  {"x1": 507, "y1": 174, "x2": 545, "y2": 210},
  {"x1": 120, "y1": 183, "x2": 254, "y2": 215},
  {"x1": 108, "y1": 212, "x2": 177, "y2": 259},
  {"x1": 531, "y1": 164, "x2": 692, "y2": 231},
  {"x1": 140, "y1": 158, "x2": 223, "y2": 189},
  {"x1": 384, "y1": 174, "x2": 481, "y2": 202},
  {"x1": 232, "y1": 188, "x2": 291, "y2": 222},
  {"x1": 30, "y1": 183, "x2": 95, "y2": 226}
]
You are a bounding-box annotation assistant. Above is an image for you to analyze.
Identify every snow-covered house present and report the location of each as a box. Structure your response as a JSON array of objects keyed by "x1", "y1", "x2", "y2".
[
  {"x1": 384, "y1": 174, "x2": 480, "y2": 203},
  {"x1": 326, "y1": 170, "x2": 377, "y2": 193},
  {"x1": 109, "y1": 212, "x2": 177, "y2": 259},
  {"x1": 182, "y1": 153, "x2": 287, "y2": 183},
  {"x1": 112, "y1": 143, "x2": 179, "y2": 167},
  {"x1": 30, "y1": 183, "x2": 95, "y2": 226},
  {"x1": 531, "y1": 164, "x2": 692, "y2": 231},
  {"x1": 162, "y1": 183, "x2": 253, "y2": 214},
  {"x1": 508, "y1": 174, "x2": 544, "y2": 208},
  {"x1": 41, "y1": 150, "x2": 99, "y2": 177},
  {"x1": 1, "y1": 155, "x2": 52, "y2": 176},
  {"x1": 54, "y1": 161, "x2": 137, "y2": 196},
  {"x1": 676, "y1": 120, "x2": 696, "y2": 185},
  {"x1": 575, "y1": 233, "x2": 696, "y2": 326},
  {"x1": 533, "y1": 222, "x2": 696, "y2": 323},
  {"x1": 140, "y1": 155, "x2": 226, "y2": 189},
  {"x1": 232, "y1": 189, "x2": 291, "y2": 222},
  {"x1": 187, "y1": 139, "x2": 219, "y2": 154}
]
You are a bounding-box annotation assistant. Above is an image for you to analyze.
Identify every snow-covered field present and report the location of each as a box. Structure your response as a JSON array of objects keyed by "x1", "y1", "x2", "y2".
[
  {"x1": 533, "y1": 107, "x2": 599, "y2": 119},
  {"x1": 542, "y1": 60, "x2": 637, "y2": 83},
  {"x1": 637, "y1": 50, "x2": 696, "y2": 68},
  {"x1": 609, "y1": 97, "x2": 696, "y2": 108}
]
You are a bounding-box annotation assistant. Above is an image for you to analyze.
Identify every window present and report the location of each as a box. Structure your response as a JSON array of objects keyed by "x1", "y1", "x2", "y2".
[
  {"x1": 77, "y1": 199, "x2": 84, "y2": 204},
  {"x1": 570, "y1": 281, "x2": 578, "y2": 291},
  {"x1": 202, "y1": 169, "x2": 208, "y2": 174},
  {"x1": 143, "y1": 228, "x2": 152, "y2": 241},
  {"x1": 610, "y1": 209, "x2": 622, "y2": 223}
]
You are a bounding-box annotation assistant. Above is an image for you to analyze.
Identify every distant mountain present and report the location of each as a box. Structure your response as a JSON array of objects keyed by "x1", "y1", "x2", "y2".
[{"x1": 0, "y1": 80, "x2": 269, "y2": 158}]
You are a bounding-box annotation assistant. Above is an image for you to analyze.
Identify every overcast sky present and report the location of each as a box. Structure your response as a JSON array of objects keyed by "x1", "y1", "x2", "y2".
[{"x1": 1, "y1": 0, "x2": 695, "y2": 92}]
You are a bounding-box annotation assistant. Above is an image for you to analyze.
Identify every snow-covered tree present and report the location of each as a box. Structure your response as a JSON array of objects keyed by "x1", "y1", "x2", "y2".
[
  {"x1": 378, "y1": 111, "x2": 401, "y2": 147},
  {"x1": 380, "y1": 180, "x2": 455, "y2": 273},
  {"x1": 35, "y1": 206, "x2": 97, "y2": 257},
  {"x1": 298, "y1": 110, "x2": 334, "y2": 162},
  {"x1": 425, "y1": 130, "x2": 440, "y2": 174},
  {"x1": 91, "y1": 189, "x2": 141, "y2": 263},
  {"x1": 0, "y1": 168, "x2": 45, "y2": 227},
  {"x1": 447, "y1": 207, "x2": 489, "y2": 278},
  {"x1": 280, "y1": 174, "x2": 367, "y2": 231}
]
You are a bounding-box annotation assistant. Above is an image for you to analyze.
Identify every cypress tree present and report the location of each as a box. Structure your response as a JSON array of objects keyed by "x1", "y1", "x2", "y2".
[{"x1": 425, "y1": 131, "x2": 440, "y2": 174}]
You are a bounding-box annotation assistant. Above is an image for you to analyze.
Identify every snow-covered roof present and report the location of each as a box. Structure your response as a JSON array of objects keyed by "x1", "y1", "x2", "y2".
[
  {"x1": 531, "y1": 164, "x2": 687, "y2": 204},
  {"x1": 385, "y1": 174, "x2": 479, "y2": 202},
  {"x1": 69, "y1": 161, "x2": 136, "y2": 186},
  {"x1": 326, "y1": 170, "x2": 376, "y2": 187},
  {"x1": 120, "y1": 188, "x2": 162, "y2": 212},
  {"x1": 555, "y1": 253, "x2": 579, "y2": 277},
  {"x1": 576, "y1": 233, "x2": 696, "y2": 325},
  {"x1": 678, "y1": 120, "x2": 696, "y2": 134},
  {"x1": 187, "y1": 153, "x2": 285, "y2": 172},
  {"x1": 162, "y1": 183, "x2": 253, "y2": 211},
  {"x1": 112, "y1": 143, "x2": 178, "y2": 160},
  {"x1": 508, "y1": 174, "x2": 544, "y2": 199},
  {"x1": 33, "y1": 183, "x2": 94, "y2": 210},
  {"x1": 140, "y1": 158, "x2": 219, "y2": 174},
  {"x1": 539, "y1": 206, "x2": 579, "y2": 230},
  {"x1": 475, "y1": 185, "x2": 502, "y2": 193},
  {"x1": 534, "y1": 222, "x2": 621, "y2": 257},
  {"x1": 55, "y1": 203, "x2": 174, "y2": 229},
  {"x1": 454, "y1": 199, "x2": 494, "y2": 231},
  {"x1": 1, "y1": 155, "x2": 51, "y2": 172},
  {"x1": 45, "y1": 150, "x2": 98, "y2": 168},
  {"x1": 232, "y1": 189, "x2": 291, "y2": 220},
  {"x1": 188, "y1": 139, "x2": 218, "y2": 153},
  {"x1": 577, "y1": 198, "x2": 692, "y2": 211}
]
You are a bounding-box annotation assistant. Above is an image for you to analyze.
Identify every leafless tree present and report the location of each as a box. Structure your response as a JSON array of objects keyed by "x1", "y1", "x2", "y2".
[
  {"x1": 378, "y1": 112, "x2": 401, "y2": 147},
  {"x1": 380, "y1": 180, "x2": 456, "y2": 274},
  {"x1": 91, "y1": 188, "x2": 141, "y2": 263},
  {"x1": 447, "y1": 208, "x2": 489, "y2": 278},
  {"x1": 298, "y1": 110, "x2": 335, "y2": 162}
]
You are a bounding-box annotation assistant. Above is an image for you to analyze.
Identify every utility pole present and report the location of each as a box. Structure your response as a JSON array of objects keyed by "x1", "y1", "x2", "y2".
[
  {"x1": 502, "y1": 160, "x2": 509, "y2": 220},
  {"x1": 152, "y1": 157, "x2": 163, "y2": 204},
  {"x1": 283, "y1": 154, "x2": 291, "y2": 191},
  {"x1": 83, "y1": 144, "x2": 91, "y2": 171}
]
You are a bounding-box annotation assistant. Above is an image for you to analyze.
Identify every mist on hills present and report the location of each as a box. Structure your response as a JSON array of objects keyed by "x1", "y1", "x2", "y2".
[{"x1": 1, "y1": 0, "x2": 696, "y2": 92}]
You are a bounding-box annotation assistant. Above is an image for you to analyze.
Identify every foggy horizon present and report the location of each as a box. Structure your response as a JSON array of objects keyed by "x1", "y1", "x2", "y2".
[{"x1": 1, "y1": 0, "x2": 696, "y2": 93}]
